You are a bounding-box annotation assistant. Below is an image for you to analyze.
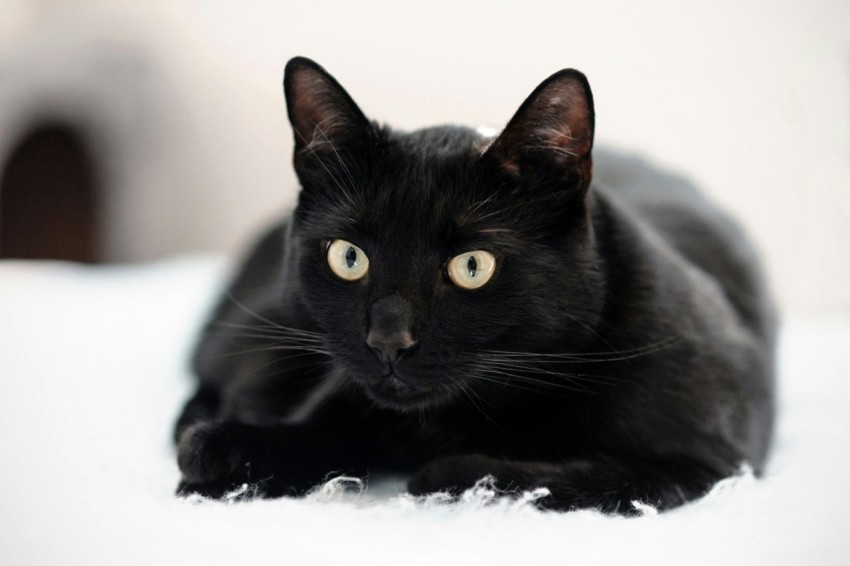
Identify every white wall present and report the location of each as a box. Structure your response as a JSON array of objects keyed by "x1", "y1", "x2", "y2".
[{"x1": 1, "y1": 0, "x2": 848, "y2": 315}]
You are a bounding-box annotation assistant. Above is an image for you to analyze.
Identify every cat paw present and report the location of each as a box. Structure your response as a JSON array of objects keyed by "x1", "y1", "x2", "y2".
[
  {"x1": 175, "y1": 421, "x2": 322, "y2": 499},
  {"x1": 408, "y1": 454, "x2": 502, "y2": 496},
  {"x1": 177, "y1": 422, "x2": 252, "y2": 489}
]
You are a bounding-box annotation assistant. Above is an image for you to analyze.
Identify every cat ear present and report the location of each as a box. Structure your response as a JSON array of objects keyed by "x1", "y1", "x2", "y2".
[
  {"x1": 283, "y1": 57, "x2": 372, "y2": 157},
  {"x1": 484, "y1": 69, "x2": 595, "y2": 198}
]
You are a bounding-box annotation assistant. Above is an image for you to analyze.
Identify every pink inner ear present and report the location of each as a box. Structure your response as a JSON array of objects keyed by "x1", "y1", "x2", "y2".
[
  {"x1": 287, "y1": 68, "x2": 362, "y2": 153},
  {"x1": 290, "y1": 73, "x2": 339, "y2": 148},
  {"x1": 487, "y1": 72, "x2": 593, "y2": 176},
  {"x1": 528, "y1": 81, "x2": 593, "y2": 163},
  {"x1": 531, "y1": 124, "x2": 579, "y2": 160}
]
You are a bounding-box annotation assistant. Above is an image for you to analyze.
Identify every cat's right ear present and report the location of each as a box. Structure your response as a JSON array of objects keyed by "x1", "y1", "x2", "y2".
[
  {"x1": 483, "y1": 69, "x2": 595, "y2": 201},
  {"x1": 283, "y1": 57, "x2": 372, "y2": 160}
]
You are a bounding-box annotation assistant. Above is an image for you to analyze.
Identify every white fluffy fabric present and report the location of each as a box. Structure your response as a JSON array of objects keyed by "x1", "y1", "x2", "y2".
[{"x1": 0, "y1": 258, "x2": 848, "y2": 565}]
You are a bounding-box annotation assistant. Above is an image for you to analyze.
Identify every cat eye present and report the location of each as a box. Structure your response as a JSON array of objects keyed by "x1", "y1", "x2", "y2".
[
  {"x1": 447, "y1": 251, "x2": 496, "y2": 290},
  {"x1": 326, "y1": 239, "x2": 370, "y2": 281}
]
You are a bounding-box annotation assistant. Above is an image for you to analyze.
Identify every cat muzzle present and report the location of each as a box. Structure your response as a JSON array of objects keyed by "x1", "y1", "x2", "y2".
[{"x1": 366, "y1": 295, "x2": 417, "y2": 366}]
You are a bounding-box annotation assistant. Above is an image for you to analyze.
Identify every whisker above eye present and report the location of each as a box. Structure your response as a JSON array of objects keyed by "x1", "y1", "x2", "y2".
[
  {"x1": 298, "y1": 120, "x2": 361, "y2": 209},
  {"x1": 315, "y1": 124, "x2": 361, "y2": 206}
]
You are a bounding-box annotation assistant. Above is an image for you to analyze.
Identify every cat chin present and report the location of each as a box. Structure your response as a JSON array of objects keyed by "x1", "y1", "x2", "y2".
[{"x1": 358, "y1": 374, "x2": 457, "y2": 413}]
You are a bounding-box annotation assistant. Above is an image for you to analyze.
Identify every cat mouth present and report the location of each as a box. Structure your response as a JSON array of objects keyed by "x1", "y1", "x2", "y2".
[{"x1": 358, "y1": 369, "x2": 447, "y2": 411}]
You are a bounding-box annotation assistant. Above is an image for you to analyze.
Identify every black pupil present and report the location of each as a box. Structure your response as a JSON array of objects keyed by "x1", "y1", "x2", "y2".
[
  {"x1": 345, "y1": 247, "x2": 357, "y2": 268},
  {"x1": 467, "y1": 255, "x2": 477, "y2": 277}
]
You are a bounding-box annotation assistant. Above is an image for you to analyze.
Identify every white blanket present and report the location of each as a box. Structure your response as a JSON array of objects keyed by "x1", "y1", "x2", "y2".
[{"x1": 1, "y1": 258, "x2": 848, "y2": 565}]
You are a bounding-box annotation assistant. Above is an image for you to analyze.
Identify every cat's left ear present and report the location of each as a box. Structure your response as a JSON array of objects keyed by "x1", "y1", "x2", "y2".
[
  {"x1": 283, "y1": 57, "x2": 372, "y2": 160},
  {"x1": 484, "y1": 69, "x2": 595, "y2": 198}
]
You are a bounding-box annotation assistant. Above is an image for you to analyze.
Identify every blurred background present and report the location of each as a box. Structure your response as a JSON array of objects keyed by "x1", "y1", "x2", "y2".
[{"x1": 0, "y1": 0, "x2": 847, "y2": 316}]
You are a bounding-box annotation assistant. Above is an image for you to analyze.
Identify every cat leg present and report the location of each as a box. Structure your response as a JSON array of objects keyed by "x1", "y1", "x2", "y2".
[
  {"x1": 176, "y1": 420, "x2": 378, "y2": 499},
  {"x1": 173, "y1": 386, "x2": 220, "y2": 443},
  {"x1": 407, "y1": 454, "x2": 727, "y2": 514}
]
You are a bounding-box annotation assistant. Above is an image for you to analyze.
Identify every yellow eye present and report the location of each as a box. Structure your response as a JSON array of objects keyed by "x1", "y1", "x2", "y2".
[
  {"x1": 447, "y1": 250, "x2": 496, "y2": 289},
  {"x1": 327, "y1": 239, "x2": 369, "y2": 281}
]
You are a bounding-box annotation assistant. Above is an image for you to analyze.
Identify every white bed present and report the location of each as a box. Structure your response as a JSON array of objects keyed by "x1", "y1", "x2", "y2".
[{"x1": 1, "y1": 257, "x2": 848, "y2": 565}]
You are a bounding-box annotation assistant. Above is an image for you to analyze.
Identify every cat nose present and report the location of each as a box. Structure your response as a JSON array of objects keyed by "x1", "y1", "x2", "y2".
[
  {"x1": 367, "y1": 328, "x2": 417, "y2": 365},
  {"x1": 367, "y1": 295, "x2": 417, "y2": 365}
]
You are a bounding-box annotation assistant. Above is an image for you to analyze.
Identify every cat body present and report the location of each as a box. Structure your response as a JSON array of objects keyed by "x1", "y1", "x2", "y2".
[{"x1": 175, "y1": 58, "x2": 775, "y2": 513}]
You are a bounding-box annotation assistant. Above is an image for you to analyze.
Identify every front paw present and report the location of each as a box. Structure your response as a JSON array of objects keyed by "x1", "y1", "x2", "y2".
[
  {"x1": 177, "y1": 422, "x2": 256, "y2": 497},
  {"x1": 408, "y1": 454, "x2": 505, "y2": 496}
]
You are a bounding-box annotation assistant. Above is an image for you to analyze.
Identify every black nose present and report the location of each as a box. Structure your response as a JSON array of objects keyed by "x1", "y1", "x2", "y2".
[
  {"x1": 367, "y1": 328, "x2": 417, "y2": 365},
  {"x1": 367, "y1": 295, "x2": 417, "y2": 365}
]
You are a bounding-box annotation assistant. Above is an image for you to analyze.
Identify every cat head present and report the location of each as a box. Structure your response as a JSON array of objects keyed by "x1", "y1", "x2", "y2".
[{"x1": 283, "y1": 57, "x2": 604, "y2": 411}]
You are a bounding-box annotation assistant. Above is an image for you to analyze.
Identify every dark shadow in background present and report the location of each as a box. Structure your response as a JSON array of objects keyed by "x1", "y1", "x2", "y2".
[{"x1": 0, "y1": 123, "x2": 101, "y2": 263}]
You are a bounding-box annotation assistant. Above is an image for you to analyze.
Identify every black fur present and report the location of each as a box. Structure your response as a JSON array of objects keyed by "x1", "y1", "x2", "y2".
[{"x1": 175, "y1": 57, "x2": 775, "y2": 514}]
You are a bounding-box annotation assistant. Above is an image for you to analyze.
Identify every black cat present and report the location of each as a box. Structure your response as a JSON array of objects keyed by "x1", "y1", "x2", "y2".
[{"x1": 175, "y1": 57, "x2": 775, "y2": 514}]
